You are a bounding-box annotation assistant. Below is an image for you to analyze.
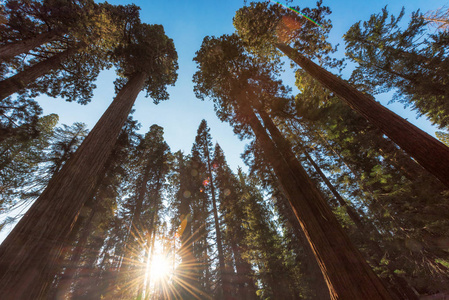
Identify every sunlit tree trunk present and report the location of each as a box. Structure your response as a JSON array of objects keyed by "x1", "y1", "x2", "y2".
[
  {"x1": 273, "y1": 184, "x2": 331, "y2": 300},
  {"x1": 0, "y1": 71, "x2": 147, "y2": 299},
  {"x1": 57, "y1": 207, "x2": 97, "y2": 298},
  {"x1": 242, "y1": 102, "x2": 393, "y2": 299},
  {"x1": 276, "y1": 42, "x2": 449, "y2": 189},
  {"x1": 265, "y1": 116, "x2": 420, "y2": 299}
]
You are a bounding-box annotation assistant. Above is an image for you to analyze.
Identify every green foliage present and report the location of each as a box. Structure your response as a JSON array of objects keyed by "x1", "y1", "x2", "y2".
[
  {"x1": 0, "y1": 113, "x2": 58, "y2": 212},
  {"x1": 0, "y1": 95, "x2": 42, "y2": 141},
  {"x1": 344, "y1": 6, "x2": 449, "y2": 128},
  {"x1": 233, "y1": 1, "x2": 339, "y2": 67},
  {"x1": 292, "y1": 69, "x2": 449, "y2": 293},
  {"x1": 112, "y1": 22, "x2": 178, "y2": 103},
  {"x1": 436, "y1": 131, "x2": 449, "y2": 146}
]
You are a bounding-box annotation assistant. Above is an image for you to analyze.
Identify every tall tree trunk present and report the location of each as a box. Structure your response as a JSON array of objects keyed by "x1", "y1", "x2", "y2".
[
  {"x1": 272, "y1": 184, "x2": 331, "y2": 300},
  {"x1": 176, "y1": 189, "x2": 198, "y2": 299},
  {"x1": 276, "y1": 42, "x2": 449, "y2": 188},
  {"x1": 242, "y1": 103, "x2": 393, "y2": 299},
  {"x1": 0, "y1": 71, "x2": 147, "y2": 300},
  {"x1": 144, "y1": 227, "x2": 157, "y2": 300},
  {"x1": 0, "y1": 30, "x2": 64, "y2": 60},
  {"x1": 205, "y1": 149, "x2": 230, "y2": 299},
  {"x1": 270, "y1": 122, "x2": 419, "y2": 299},
  {"x1": 0, "y1": 43, "x2": 84, "y2": 101}
]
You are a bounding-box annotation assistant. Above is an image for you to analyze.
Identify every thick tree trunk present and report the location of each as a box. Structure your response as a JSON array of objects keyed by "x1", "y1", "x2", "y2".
[
  {"x1": 0, "y1": 43, "x2": 84, "y2": 101},
  {"x1": 242, "y1": 104, "x2": 393, "y2": 299},
  {"x1": 0, "y1": 30, "x2": 64, "y2": 60},
  {"x1": 267, "y1": 120, "x2": 419, "y2": 299},
  {"x1": 276, "y1": 42, "x2": 449, "y2": 188},
  {"x1": 57, "y1": 208, "x2": 97, "y2": 299},
  {"x1": 273, "y1": 185, "x2": 331, "y2": 300},
  {"x1": 0, "y1": 71, "x2": 147, "y2": 299}
]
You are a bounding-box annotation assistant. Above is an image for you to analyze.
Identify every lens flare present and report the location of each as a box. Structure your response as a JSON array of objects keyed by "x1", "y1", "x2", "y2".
[
  {"x1": 269, "y1": 0, "x2": 324, "y2": 29},
  {"x1": 149, "y1": 254, "x2": 171, "y2": 280}
]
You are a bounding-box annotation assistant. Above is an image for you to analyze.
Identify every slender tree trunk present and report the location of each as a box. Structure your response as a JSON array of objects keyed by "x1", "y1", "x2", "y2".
[
  {"x1": 177, "y1": 188, "x2": 198, "y2": 299},
  {"x1": 0, "y1": 43, "x2": 84, "y2": 101},
  {"x1": 0, "y1": 71, "x2": 147, "y2": 299},
  {"x1": 205, "y1": 150, "x2": 230, "y2": 299},
  {"x1": 144, "y1": 228, "x2": 157, "y2": 300},
  {"x1": 242, "y1": 103, "x2": 393, "y2": 299},
  {"x1": 276, "y1": 42, "x2": 449, "y2": 188},
  {"x1": 0, "y1": 30, "x2": 64, "y2": 60},
  {"x1": 260, "y1": 110, "x2": 381, "y2": 239},
  {"x1": 296, "y1": 140, "x2": 367, "y2": 230},
  {"x1": 118, "y1": 160, "x2": 153, "y2": 297}
]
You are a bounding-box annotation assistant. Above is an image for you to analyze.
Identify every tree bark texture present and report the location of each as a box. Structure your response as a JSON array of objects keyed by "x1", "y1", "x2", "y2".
[
  {"x1": 0, "y1": 71, "x2": 147, "y2": 299},
  {"x1": 0, "y1": 43, "x2": 84, "y2": 101},
  {"x1": 0, "y1": 30, "x2": 64, "y2": 60},
  {"x1": 273, "y1": 185, "x2": 331, "y2": 300},
  {"x1": 276, "y1": 42, "x2": 449, "y2": 189},
  {"x1": 243, "y1": 104, "x2": 393, "y2": 299},
  {"x1": 266, "y1": 116, "x2": 419, "y2": 299}
]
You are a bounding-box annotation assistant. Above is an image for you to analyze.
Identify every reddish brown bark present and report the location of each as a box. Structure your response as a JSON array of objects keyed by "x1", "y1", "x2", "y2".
[
  {"x1": 242, "y1": 103, "x2": 393, "y2": 299},
  {"x1": 0, "y1": 71, "x2": 147, "y2": 299},
  {"x1": 262, "y1": 115, "x2": 419, "y2": 299},
  {"x1": 276, "y1": 42, "x2": 449, "y2": 189},
  {"x1": 0, "y1": 30, "x2": 64, "y2": 60},
  {"x1": 0, "y1": 43, "x2": 84, "y2": 101}
]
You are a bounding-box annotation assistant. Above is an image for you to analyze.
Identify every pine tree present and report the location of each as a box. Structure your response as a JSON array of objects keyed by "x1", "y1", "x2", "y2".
[
  {"x1": 0, "y1": 113, "x2": 58, "y2": 212},
  {"x1": 116, "y1": 124, "x2": 170, "y2": 299},
  {"x1": 192, "y1": 120, "x2": 229, "y2": 299},
  {"x1": 344, "y1": 7, "x2": 449, "y2": 128},
  {"x1": 212, "y1": 144, "x2": 258, "y2": 299}
]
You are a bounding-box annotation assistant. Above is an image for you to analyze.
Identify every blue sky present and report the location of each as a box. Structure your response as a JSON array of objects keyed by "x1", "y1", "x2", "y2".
[{"x1": 37, "y1": 0, "x2": 449, "y2": 172}]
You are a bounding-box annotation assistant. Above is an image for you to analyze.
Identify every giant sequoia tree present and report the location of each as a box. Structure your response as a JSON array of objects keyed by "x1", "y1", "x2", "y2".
[
  {"x1": 193, "y1": 33, "x2": 393, "y2": 299},
  {"x1": 233, "y1": 1, "x2": 449, "y2": 189},
  {"x1": 0, "y1": 21, "x2": 177, "y2": 299}
]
